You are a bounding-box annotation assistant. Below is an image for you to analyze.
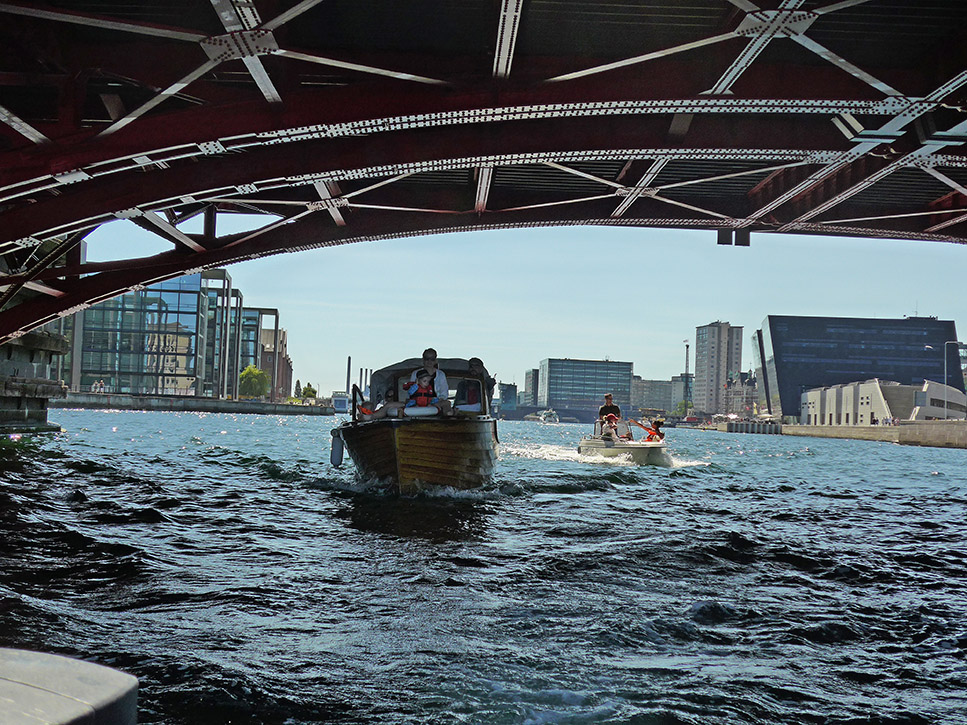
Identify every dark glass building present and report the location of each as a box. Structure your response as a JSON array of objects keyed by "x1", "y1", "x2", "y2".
[{"x1": 752, "y1": 315, "x2": 963, "y2": 420}]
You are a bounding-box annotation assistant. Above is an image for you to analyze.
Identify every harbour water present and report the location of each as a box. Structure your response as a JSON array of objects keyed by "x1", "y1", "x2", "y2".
[{"x1": 2, "y1": 410, "x2": 966, "y2": 724}]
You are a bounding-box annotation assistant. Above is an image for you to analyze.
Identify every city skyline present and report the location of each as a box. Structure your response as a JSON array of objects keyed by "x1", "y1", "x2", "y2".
[{"x1": 85, "y1": 216, "x2": 966, "y2": 396}]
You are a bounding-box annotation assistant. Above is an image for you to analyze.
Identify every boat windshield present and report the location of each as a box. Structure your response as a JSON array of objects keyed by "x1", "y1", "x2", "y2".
[{"x1": 593, "y1": 419, "x2": 634, "y2": 440}]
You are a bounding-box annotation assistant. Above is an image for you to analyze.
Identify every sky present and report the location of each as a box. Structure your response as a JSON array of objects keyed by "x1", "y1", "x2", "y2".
[{"x1": 86, "y1": 217, "x2": 967, "y2": 395}]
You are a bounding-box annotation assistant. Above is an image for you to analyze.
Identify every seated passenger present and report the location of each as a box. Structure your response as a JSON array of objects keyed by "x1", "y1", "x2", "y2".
[
  {"x1": 404, "y1": 369, "x2": 440, "y2": 408},
  {"x1": 602, "y1": 413, "x2": 627, "y2": 441}
]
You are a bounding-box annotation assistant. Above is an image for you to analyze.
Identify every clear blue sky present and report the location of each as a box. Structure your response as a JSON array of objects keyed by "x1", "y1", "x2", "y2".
[{"x1": 86, "y1": 217, "x2": 966, "y2": 395}]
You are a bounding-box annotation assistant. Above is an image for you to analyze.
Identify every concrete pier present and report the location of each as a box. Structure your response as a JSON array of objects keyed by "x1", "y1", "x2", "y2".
[
  {"x1": 0, "y1": 332, "x2": 69, "y2": 433},
  {"x1": 717, "y1": 421, "x2": 782, "y2": 435},
  {"x1": 50, "y1": 391, "x2": 335, "y2": 416},
  {"x1": 783, "y1": 420, "x2": 967, "y2": 449},
  {"x1": 0, "y1": 648, "x2": 137, "y2": 724}
]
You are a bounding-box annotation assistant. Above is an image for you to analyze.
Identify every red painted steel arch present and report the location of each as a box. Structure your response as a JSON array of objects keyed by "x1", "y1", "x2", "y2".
[{"x1": 1, "y1": 0, "x2": 966, "y2": 341}]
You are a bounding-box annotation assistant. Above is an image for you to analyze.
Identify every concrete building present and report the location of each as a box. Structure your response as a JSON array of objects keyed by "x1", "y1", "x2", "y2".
[
  {"x1": 522, "y1": 368, "x2": 539, "y2": 407},
  {"x1": 753, "y1": 315, "x2": 963, "y2": 420},
  {"x1": 537, "y1": 358, "x2": 632, "y2": 415},
  {"x1": 261, "y1": 328, "x2": 293, "y2": 400},
  {"x1": 724, "y1": 371, "x2": 757, "y2": 417},
  {"x1": 633, "y1": 377, "x2": 673, "y2": 413},
  {"x1": 801, "y1": 379, "x2": 967, "y2": 425},
  {"x1": 671, "y1": 373, "x2": 692, "y2": 415},
  {"x1": 694, "y1": 321, "x2": 743, "y2": 415},
  {"x1": 498, "y1": 382, "x2": 517, "y2": 412}
]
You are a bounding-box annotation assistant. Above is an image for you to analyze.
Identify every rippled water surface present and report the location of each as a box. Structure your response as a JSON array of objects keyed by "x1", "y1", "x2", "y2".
[{"x1": 2, "y1": 410, "x2": 967, "y2": 724}]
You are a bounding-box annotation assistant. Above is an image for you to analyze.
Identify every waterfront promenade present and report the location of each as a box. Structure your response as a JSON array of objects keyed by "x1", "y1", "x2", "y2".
[
  {"x1": 49, "y1": 392, "x2": 335, "y2": 416},
  {"x1": 783, "y1": 420, "x2": 967, "y2": 449},
  {"x1": 715, "y1": 419, "x2": 967, "y2": 449}
]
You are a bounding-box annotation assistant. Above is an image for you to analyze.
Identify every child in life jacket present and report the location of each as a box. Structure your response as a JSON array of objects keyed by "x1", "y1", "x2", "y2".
[{"x1": 403, "y1": 368, "x2": 439, "y2": 408}]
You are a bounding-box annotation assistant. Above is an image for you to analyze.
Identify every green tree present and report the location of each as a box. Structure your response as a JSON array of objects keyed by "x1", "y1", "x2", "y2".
[
  {"x1": 294, "y1": 379, "x2": 302, "y2": 398},
  {"x1": 302, "y1": 382, "x2": 317, "y2": 399},
  {"x1": 238, "y1": 365, "x2": 269, "y2": 398},
  {"x1": 674, "y1": 400, "x2": 692, "y2": 416}
]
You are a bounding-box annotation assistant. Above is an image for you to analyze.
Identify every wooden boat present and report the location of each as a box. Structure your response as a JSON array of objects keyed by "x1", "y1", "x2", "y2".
[
  {"x1": 331, "y1": 358, "x2": 498, "y2": 494},
  {"x1": 577, "y1": 419, "x2": 668, "y2": 465}
]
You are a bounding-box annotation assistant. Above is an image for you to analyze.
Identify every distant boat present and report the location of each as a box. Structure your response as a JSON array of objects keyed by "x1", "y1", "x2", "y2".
[
  {"x1": 523, "y1": 408, "x2": 560, "y2": 423},
  {"x1": 577, "y1": 419, "x2": 667, "y2": 465},
  {"x1": 330, "y1": 358, "x2": 498, "y2": 494},
  {"x1": 331, "y1": 391, "x2": 350, "y2": 414}
]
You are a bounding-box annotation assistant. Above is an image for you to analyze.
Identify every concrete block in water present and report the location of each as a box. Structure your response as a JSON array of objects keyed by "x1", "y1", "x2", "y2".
[{"x1": 0, "y1": 648, "x2": 137, "y2": 724}]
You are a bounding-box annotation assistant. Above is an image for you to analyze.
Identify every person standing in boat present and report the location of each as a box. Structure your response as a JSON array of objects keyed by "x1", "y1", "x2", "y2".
[
  {"x1": 456, "y1": 357, "x2": 495, "y2": 410},
  {"x1": 598, "y1": 393, "x2": 621, "y2": 420},
  {"x1": 411, "y1": 348, "x2": 448, "y2": 397}
]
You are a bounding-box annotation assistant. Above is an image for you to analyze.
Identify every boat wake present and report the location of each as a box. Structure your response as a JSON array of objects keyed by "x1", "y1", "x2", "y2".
[
  {"x1": 501, "y1": 442, "x2": 634, "y2": 466},
  {"x1": 503, "y1": 442, "x2": 710, "y2": 471}
]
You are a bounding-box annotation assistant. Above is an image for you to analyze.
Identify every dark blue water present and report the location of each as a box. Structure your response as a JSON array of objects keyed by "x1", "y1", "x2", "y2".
[{"x1": 2, "y1": 410, "x2": 966, "y2": 724}]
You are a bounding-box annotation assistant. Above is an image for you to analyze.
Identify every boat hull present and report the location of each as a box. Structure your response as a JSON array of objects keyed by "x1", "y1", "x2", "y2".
[
  {"x1": 577, "y1": 438, "x2": 667, "y2": 465},
  {"x1": 336, "y1": 417, "x2": 498, "y2": 494}
]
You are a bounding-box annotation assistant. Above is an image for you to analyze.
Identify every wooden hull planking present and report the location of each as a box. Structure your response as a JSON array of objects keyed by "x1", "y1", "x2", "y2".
[{"x1": 339, "y1": 417, "x2": 498, "y2": 494}]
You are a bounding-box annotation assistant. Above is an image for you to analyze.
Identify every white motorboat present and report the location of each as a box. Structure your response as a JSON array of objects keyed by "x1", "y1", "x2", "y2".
[
  {"x1": 577, "y1": 419, "x2": 668, "y2": 465},
  {"x1": 539, "y1": 408, "x2": 559, "y2": 423}
]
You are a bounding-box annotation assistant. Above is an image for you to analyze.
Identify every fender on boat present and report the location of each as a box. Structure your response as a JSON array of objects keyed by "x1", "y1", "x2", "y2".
[
  {"x1": 330, "y1": 429, "x2": 344, "y2": 467},
  {"x1": 402, "y1": 405, "x2": 440, "y2": 417}
]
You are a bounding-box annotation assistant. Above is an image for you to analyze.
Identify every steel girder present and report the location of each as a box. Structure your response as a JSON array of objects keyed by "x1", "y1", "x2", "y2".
[{"x1": 1, "y1": 0, "x2": 967, "y2": 342}]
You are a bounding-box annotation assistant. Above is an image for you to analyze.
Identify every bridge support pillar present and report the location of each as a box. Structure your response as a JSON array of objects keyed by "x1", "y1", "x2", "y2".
[{"x1": 0, "y1": 331, "x2": 69, "y2": 433}]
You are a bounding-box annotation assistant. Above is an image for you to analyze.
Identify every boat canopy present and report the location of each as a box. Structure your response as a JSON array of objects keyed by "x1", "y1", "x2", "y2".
[{"x1": 370, "y1": 358, "x2": 475, "y2": 394}]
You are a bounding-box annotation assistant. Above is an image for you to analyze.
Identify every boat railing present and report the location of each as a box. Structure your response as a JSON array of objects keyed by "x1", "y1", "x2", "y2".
[{"x1": 350, "y1": 383, "x2": 366, "y2": 421}]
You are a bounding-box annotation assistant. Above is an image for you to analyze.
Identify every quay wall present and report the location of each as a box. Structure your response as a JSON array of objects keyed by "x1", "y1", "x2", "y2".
[
  {"x1": 50, "y1": 392, "x2": 335, "y2": 416},
  {"x1": 783, "y1": 421, "x2": 967, "y2": 449},
  {"x1": 716, "y1": 421, "x2": 782, "y2": 435}
]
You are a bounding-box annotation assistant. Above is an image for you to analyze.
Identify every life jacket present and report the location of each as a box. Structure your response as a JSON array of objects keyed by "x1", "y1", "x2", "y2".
[
  {"x1": 645, "y1": 427, "x2": 664, "y2": 441},
  {"x1": 409, "y1": 383, "x2": 436, "y2": 407}
]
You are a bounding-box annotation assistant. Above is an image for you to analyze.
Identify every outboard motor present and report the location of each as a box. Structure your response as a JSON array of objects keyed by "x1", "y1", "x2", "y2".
[{"x1": 330, "y1": 429, "x2": 344, "y2": 467}]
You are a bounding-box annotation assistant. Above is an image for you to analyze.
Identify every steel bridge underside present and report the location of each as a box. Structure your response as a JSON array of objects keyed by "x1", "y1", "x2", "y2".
[{"x1": 1, "y1": 0, "x2": 966, "y2": 342}]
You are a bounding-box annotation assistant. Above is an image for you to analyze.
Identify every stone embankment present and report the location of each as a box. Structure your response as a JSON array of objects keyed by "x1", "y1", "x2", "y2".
[
  {"x1": 50, "y1": 392, "x2": 335, "y2": 416},
  {"x1": 783, "y1": 420, "x2": 967, "y2": 449}
]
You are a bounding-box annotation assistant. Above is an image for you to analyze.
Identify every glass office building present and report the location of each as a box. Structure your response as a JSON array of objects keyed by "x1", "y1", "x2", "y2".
[
  {"x1": 537, "y1": 358, "x2": 633, "y2": 413},
  {"x1": 752, "y1": 315, "x2": 963, "y2": 420},
  {"x1": 76, "y1": 274, "x2": 208, "y2": 394}
]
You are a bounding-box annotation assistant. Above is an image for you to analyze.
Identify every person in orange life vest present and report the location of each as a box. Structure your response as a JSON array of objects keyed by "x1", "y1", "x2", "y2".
[
  {"x1": 403, "y1": 369, "x2": 440, "y2": 408},
  {"x1": 643, "y1": 418, "x2": 665, "y2": 442},
  {"x1": 409, "y1": 348, "x2": 452, "y2": 415}
]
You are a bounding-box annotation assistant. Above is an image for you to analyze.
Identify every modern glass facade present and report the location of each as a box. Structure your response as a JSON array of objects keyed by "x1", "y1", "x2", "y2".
[
  {"x1": 77, "y1": 274, "x2": 208, "y2": 394},
  {"x1": 202, "y1": 270, "x2": 241, "y2": 399},
  {"x1": 753, "y1": 315, "x2": 963, "y2": 419},
  {"x1": 537, "y1": 358, "x2": 633, "y2": 413}
]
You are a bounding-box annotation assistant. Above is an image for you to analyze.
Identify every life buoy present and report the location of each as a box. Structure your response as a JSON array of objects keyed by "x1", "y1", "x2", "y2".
[{"x1": 402, "y1": 405, "x2": 440, "y2": 417}]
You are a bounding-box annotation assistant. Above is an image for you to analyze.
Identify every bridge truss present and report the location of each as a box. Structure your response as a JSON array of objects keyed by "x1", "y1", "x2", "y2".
[{"x1": 1, "y1": 0, "x2": 966, "y2": 341}]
